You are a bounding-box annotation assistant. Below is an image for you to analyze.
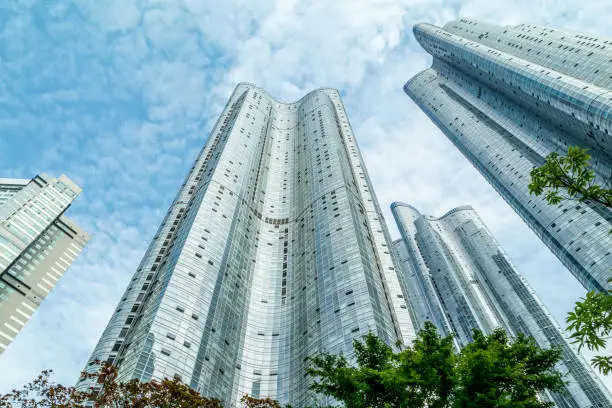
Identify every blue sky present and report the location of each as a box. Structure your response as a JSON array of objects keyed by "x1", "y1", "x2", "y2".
[{"x1": 1, "y1": 0, "x2": 611, "y2": 392}]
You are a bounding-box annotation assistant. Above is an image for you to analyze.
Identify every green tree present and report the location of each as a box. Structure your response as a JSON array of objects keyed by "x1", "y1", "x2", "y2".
[
  {"x1": 307, "y1": 323, "x2": 564, "y2": 408},
  {"x1": 528, "y1": 146, "x2": 611, "y2": 207},
  {"x1": 394, "y1": 322, "x2": 455, "y2": 408},
  {"x1": 567, "y1": 283, "x2": 612, "y2": 375},
  {"x1": 529, "y1": 146, "x2": 612, "y2": 375},
  {"x1": 307, "y1": 330, "x2": 415, "y2": 407},
  {"x1": 453, "y1": 329, "x2": 564, "y2": 408}
]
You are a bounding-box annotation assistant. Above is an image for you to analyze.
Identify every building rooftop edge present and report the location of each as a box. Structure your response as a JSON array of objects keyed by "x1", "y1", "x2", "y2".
[
  {"x1": 234, "y1": 82, "x2": 341, "y2": 106},
  {"x1": 391, "y1": 201, "x2": 475, "y2": 220},
  {"x1": 391, "y1": 201, "x2": 421, "y2": 212},
  {"x1": 0, "y1": 178, "x2": 30, "y2": 185},
  {"x1": 58, "y1": 174, "x2": 82, "y2": 194},
  {"x1": 403, "y1": 67, "x2": 435, "y2": 97},
  {"x1": 441, "y1": 18, "x2": 479, "y2": 30},
  {"x1": 424, "y1": 205, "x2": 475, "y2": 221}
]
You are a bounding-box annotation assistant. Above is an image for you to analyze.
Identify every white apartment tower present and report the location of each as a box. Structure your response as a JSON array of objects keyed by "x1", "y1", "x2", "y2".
[
  {"x1": 405, "y1": 19, "x2": 612, "y2": 293},
  {"x1": 0, "y1": 174, "x2": 89, "y2": 355},
  {"x1": 79, "y1": 84, "x2": 415, "y2": 407},
  {"x1": 392, "y1": 202, "x2": 612, "y2": 408}
]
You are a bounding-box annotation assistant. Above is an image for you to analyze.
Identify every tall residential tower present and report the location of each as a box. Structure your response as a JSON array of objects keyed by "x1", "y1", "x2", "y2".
[
  {"x1": 392, "y1": 202, "x2": 612, "y2": 408},
  {"x1": 404, "y1": 19, "x2": 612, "y2": 292},
  {"x1": 0, "y1": 175, "x2": 89, "y2": 355},
  {"x1": 79, "y1": 84, "x2": 415, "y2": 407}
]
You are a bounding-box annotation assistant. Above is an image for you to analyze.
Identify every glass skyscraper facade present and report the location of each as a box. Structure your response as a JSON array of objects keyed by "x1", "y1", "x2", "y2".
[
  {"x1": 0, "y1": 174, "x2": 89, "y2": 355},
  {"x1": 391, "y1": 202, "x2": 612, "y2": 408},
  {"x1": 78, "y1": 83, "x2": 415, "y2": 407},
  {"x1": 404, "y1": 19, "x2": 612, "y2": 293}
]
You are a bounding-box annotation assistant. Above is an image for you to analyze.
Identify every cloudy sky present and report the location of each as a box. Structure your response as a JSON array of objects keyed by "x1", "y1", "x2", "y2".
[{"x1": 1, "y1": 0, "x2": 610, "y2": 393}]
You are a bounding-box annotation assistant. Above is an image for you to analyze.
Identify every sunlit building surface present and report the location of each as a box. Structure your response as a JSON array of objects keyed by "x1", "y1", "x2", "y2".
[
  {"x1": 0, "y1": 175, "x2": 89, "y2": 355},
  {"x1": 405, "y1": 19, "x2": 612, "y2": 293},
  {"x1": 78, "y1": 83, "x2": 415, "y2": 407},
  {"x1": 392, "y1": 202, "x2": 612, "y2": 408}
]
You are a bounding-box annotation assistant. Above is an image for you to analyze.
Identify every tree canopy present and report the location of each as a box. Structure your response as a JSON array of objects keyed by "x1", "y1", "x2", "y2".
[
  {"x1": 0, "y1": 362, "x2": 279, "y2": 408},
  {"x1": 2, "y1": 324, "x2": 566, "y2": 408},
  {"x1": 307, "y1": 323, "x2": 565, "y2": 408}
]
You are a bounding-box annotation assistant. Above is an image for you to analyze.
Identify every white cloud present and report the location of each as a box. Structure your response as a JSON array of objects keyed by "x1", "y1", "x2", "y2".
[
  {"x1": 79, "y1": 0, "x2": 141, "y2": 32},
  {"x1": 1, "y1": 0, "x2": 610, "y2": 395}
]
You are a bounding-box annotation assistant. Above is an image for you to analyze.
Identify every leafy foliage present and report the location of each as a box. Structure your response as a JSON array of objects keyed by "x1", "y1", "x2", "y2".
[
  {"x1": 241, "y1": 395, "x2": 292, "y2": 408},
  {"x1": 528, "y1": 146, "x2": 611, "y2": 208},
  {"x1": 394, "y1": 323, "x2": 455, "y2": 408},
  {"x1": 453, "y1": 330, "x2": 564, "y2": 408},
  {"x1": 307, "y1": 324, "x2": 565, "y2": 408},
  {"x1": 0, "y1": 362, "x2": 223, "y2": 408},
  {"x1": 0, "y1": 328, "x2": 567, "y2": 408},
  {"x1": 567, "y1": 281, "x2": 612, "y2": 375},
  {"x1": 0, "y1": 362, "x2": 295, "y2": 408},
  {"x1": 529, "y1": 147, "x2": 612, "y2": 375},
  {"x1": 0, "y1": 369, "x2": 87, "y2": 408}
]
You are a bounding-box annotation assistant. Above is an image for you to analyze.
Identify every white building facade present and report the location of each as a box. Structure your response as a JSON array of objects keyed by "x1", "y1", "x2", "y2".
[
  {"x1": 392, "y1": 202, "x2": 612, "y2": 408},
  {"x1": 0, "y1": 174, "x2": 89, "y2": 355},
  {"x1": 79, "y1": 84, "x2": 415, "y2": 407},
  {"x1": 405, "y1": 19, "x2": 612, "y2": 293}
]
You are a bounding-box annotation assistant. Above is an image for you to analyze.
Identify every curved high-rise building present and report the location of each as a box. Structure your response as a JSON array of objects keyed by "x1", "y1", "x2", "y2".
[
  {"x1": 391, "y1": 202, "x2": 612, "y2": 408},
  {"x1": 78, "y1": 83, "x2": 415, "y2": 407},
  {"x1": 404, "y1": 19, "x2": 612, "y2": 293}
]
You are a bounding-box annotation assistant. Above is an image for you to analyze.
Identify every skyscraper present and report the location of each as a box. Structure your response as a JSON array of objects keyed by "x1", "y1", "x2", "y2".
[
  {"x1": 0, "y1": 174, "x2": 89, "y2": 355},
  {"x1": 404, "y1": 19, "x2": 612, "y2": 293},
  {"x1": 391, "y1": 202, "x2": 612, "y2": 408},
  {"x1": 79, "y1": 83, "x2": 415, "y2": 407}
]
